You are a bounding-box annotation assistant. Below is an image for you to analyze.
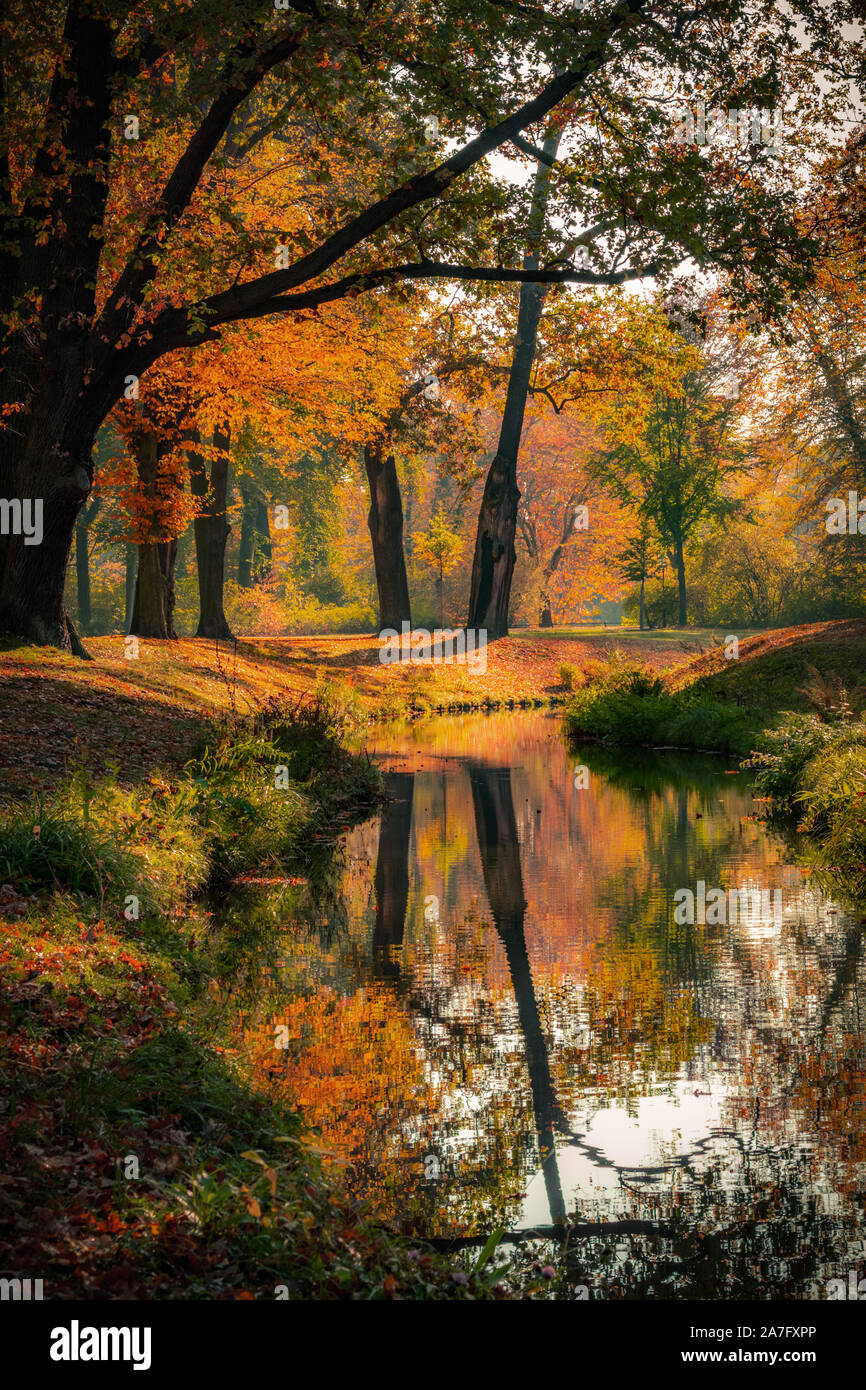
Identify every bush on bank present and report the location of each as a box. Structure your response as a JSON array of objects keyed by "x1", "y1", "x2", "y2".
[
  {"x1": 749, "y1": 715, "x2": 866, "y2": 897},
  {"x1": 0, "y1": 698, "x2": 380, "y2": 909},
  {"x1": 561, "y1": 652, "x2": 758, "y2": 756}
]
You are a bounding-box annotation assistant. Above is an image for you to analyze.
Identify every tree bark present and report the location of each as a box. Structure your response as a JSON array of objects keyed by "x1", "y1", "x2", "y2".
[
  {"x1": 674, "y1": 540, "x2": 687, "y2": 626},
  {"x1": 255, "y1": 497, "x2": 272, "y2": 578},
  {"x1": 191, "y1": 424, "x2": 234, "y2": 640},
  {"x1": 75, "y1": 521, "x2": 92, "y2": 633},
  {"x1": 128, "y1": 431, "x2": 179, "y2": 639},
  {"x1": 131, "y1": 538, "x2": 177, "y2": 639},
  {"x1": 467, "y1": 132, "x2": 560, "y2": 639},
  {"x1": 75, "y1": 495, "x2": 101, "y2": 634},
  {"x1": 237, "y1": 479, "x2": 255, "y2": 589},
  {"x1": 0, "y1": 405, "x2": 97, "y2": 652},
  {"x1": 364, "y1": 440, "x2": 412, "y2": 631},
  {"x1": 237, "y1": 476, "x2": 272, "y2": 587},
  {"x1": 125, "y1": 543, "x2": 137, "y2": 634}
]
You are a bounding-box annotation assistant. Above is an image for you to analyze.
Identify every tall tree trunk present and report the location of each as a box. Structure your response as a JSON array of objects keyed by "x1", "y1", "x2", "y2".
[
  {"x1": 254, "y1": 497, "x2": 272, "y2": 579},
  {"x1": 467, "y1": 131, "x2": 560, "y2": 639},
  {"x1": 128, "y1": 431, "x2": 178, "y2": 639},
  {"x1": 537, "y1": 501, "x2": 582, "y2": 629},
  {"x1": 237, "y1": 478, "x2": 255, "y2": 588},
  {"x1": 124, "y1": 543, "x2": 137, "y2": 634},
  {"x1": 131, "y1": 538, "x2": 177, "y2": 639},
  {"x1": 75, "y1": 496, "x2": 100, "y2": 634},
  {"x1": 75, "y1": 518, "x2": 91, "y2": 632},
  {"x1": 639, "y1": 575, "x2": 646, "y2": 630},
  {"x1": 237, "y1": 478, "x2": 272, "y2": 587},
  {"x1": 674, "y1": 539, "x2": 687, "y2": 626},
  {"x1": 364, "y1": 439, "x2": 412, "y2": 630},
  {"x1": 191, "y1": 424, "x2": 234, "y2": 640}
]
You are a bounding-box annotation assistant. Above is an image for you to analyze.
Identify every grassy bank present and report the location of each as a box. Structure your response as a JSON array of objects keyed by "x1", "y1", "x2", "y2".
[
  {"x1": 561, "y1": 650, "x2": 760, "y2": 756},
  {"x1": 561, "y1": 620, "x2": 866, "y2": 903},
  {"x1": 0, "y1": 701, "x2": 527, "y2": 1299},
  {"x1": 0, "y1": 632, "x2": 703, "y2": 796},
  {"x1": 749, "y1": 716, "x2": 866, "y2": 906},
  {"x1": 562, "y1": 621, "x2": 866, "y2": 755}
]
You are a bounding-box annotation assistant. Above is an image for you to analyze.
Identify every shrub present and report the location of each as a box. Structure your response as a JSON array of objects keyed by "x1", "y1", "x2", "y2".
[
  {"x1": 563, "y1": 679, "x2": 757, "y2": 755},
  {"x1": 0, "y1": 703, "x2": 380, "y2": 911},
  {"x1": 0, "y1": 771, "x2": 207, "y2": 912},
  {"x1": 747, "y1": 715, "x2": 864, "y2": 810}
]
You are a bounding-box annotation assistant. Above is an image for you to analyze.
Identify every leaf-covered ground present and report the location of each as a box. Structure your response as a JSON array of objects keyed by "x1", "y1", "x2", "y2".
[{"x1": 0, "y1": 630, "x2": 705, "y2": 798}]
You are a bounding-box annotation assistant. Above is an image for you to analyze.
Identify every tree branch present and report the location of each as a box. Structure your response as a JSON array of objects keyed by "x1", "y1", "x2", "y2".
[
  {"x1": 96, "y1": 22, "x2": 311, "y2": 344},
  {"x1": 110, "y1": 0, "x2": 649, "y2": 360}
]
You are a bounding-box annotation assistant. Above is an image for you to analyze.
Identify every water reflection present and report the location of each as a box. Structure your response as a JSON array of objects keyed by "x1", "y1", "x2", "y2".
[{"x1": 235, "y1": 711, "x2": 866, "y2": 1297}]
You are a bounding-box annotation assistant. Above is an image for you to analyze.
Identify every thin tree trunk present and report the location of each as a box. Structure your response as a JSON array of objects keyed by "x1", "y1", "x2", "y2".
[
  {"x1": 191, "y1": 424, "x2": 234, "y2": 640},
  {"x1": 674, "y1": 539, "x2": 687, "y2": 626},
  {"x1": 125, "y1": 543, "x2": 137, "y2": 634},
  {"x1": 237, "y1": 478, "x2": 256, "y2": 588},
  {"x1": 75, "y1": 496, "x2": 101, "y2": 633},
  {"x1": 237, "y1": 477, "x2": 272, "y2": 586},
  {"x1": 364, "y1": 439, "x2": 412, "y2": 630},
  {"x1": 467, "y1": 131, "x2": 560, "y2": 639},
  {"x1": 254, "y1": 497, "x2": 272, "y2": 579},
  {"x1": 75, "y1": 519, "x2": 91, "y2": 632},
  {"x1": 639, "y1": 576, "x2": 646, "y2": 630}
]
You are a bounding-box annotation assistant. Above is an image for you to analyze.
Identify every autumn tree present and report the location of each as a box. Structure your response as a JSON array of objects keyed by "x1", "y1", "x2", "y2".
[
  {"x1": 514, "y1": 407, "x2": 625, "y2": 626},
  {"x1": 414, "y1": 505, "x2": 463, "y2": 628},
  {"x1": 0, "y1": 0, "x2": 848, "y2": 651},
  {"x1": 589, "y1": 300, "x2": 755, "y2": 625},
  {"x1": 617, "y1": 519, "x2": 664, "y2": 630}
]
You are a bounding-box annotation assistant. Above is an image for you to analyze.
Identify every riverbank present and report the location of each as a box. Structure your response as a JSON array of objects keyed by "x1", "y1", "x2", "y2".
[
  {"x1": 0, "y1": 630, "x2": 709, "y2": 797},
  {"x1": 562, "y1": 620, "x2": 866, "y2": 754},
  {"x1": 561, "y1": 619, "x2": 866, "y2": 903},
  {"x1": 0, "y1": 699, "x2": 527, "y2": 1299}
]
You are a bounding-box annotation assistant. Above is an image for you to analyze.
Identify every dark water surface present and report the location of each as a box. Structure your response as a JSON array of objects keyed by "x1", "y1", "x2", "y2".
[{"x1": 236, "y1": 711, "x2": 866, "y2": 1297}]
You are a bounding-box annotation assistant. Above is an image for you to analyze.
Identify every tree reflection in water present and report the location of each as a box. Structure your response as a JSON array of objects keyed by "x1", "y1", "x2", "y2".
[{"x1": 237, "y1": 712, "x2": 866, "y2": 1297}]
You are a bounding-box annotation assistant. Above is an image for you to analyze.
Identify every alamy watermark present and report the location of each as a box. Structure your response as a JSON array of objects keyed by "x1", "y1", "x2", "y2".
[
  {"x1": 826, "y1": 1270, "x2": 866, "y2": 1299},
  {"x1": 0, "y1": 1276, "x2": 43, "y2": 1300},
  {"x1": 0, "y1": 498, "x2": 43, "y2": 545},
  {"x1": 379, "y1": 623, "x2": 488, "y2": 673},
  {"x1": 674, "y1": 880, "x2": 783, "y2": 926},
  {"x1": 673, "y1": 101, "x2": 785, "y2": 148},
  {"x1": 826, "y1": 491, "x2": 866, "y2": 534},
  {"x1": 49, "y1": 1322, "x2": 152, "y2": 1371}
]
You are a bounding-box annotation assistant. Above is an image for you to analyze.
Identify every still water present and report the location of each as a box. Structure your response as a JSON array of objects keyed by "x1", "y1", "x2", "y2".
[{"x1": 235, "y1": 711, "x2": 866, "y2": 1298}]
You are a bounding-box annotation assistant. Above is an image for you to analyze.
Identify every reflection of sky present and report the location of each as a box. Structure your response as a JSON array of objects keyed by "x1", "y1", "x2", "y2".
[{"x1": 520, "y1": 1077, "x2": 731, "y2": 1228}]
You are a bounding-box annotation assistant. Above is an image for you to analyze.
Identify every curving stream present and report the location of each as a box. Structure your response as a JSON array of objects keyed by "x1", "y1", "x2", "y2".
[{"x1": 231, "y1": 710, "x2": 866, "y2": 1298}]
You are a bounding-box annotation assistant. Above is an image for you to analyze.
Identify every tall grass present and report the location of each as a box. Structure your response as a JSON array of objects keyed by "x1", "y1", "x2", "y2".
[{"x1": 0, "y1": 697, "x2": 380, "y2": 913}]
